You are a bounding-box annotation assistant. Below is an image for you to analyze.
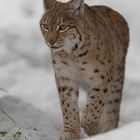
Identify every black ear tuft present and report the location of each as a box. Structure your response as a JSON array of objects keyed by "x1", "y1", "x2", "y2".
[
  {"x1": 68, "y1": 0, "x2": 84, "y2": 18},
  {"x1": 43, "y1": 0, "x2": 56, "y2": 10}
]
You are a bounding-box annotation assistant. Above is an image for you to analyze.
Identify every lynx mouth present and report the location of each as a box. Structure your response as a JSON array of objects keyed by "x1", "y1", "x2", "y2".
[
  {"x1": 51, "y1": 45, "x2": 63, "y2": 51},
  {"x1": 51, "y1": 46, "x2": 60, "y2": 49}
]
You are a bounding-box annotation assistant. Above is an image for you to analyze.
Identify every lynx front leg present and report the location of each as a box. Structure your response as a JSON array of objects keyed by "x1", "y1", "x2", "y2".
[
  {"x1": 56, "y1": 77, "x2": 80, "y2": 140},
  {"x1": 81, "y1": 82, "x2": 110, "y2": 136},
  {"x1": 53, "y1": 53, "x2": 81, "y2": 140},
  {"x1": 80, "y1": 61, "x2": 113, "y2": 136}
]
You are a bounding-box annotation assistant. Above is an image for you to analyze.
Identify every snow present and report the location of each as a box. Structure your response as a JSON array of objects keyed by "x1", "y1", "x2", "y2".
[
  {"x1": 0, "y1": 0, "x2": 140, "y2": 139},
  {"x1": 86, "y1": 122, "x2": 140, "y2": 140}
]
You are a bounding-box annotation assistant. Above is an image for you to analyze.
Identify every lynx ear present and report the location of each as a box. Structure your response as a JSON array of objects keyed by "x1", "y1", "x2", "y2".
[
  {"x1": 67, "y1": 0, "x2": 84, "y2": 18},
  {"x1": 43, "y1": 0, "x2": 56, "y2": 10}
]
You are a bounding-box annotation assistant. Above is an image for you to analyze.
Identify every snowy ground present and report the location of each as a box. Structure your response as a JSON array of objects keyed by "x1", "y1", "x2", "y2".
[{"x1": 0, "y1": 0, "x2": 140, "y2": 139}]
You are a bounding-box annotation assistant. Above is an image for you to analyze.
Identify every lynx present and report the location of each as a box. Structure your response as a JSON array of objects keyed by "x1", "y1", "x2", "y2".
[{"x1": 40, "y1": 0, "x2": 129, "y2": 139}]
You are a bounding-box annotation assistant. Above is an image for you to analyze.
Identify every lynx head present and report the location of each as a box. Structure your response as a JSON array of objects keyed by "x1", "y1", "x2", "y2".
[{"x1": 40, "y1": 0, "x2": 85, "y2": 53}]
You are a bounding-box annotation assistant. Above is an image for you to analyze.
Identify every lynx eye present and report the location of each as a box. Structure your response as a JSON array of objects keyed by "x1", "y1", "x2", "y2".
[
  {"x1": 58, "y1": 25, "x2": 69, "y2": 32},
  {"x1": 40, "y1": 24, "x2": 49, "y2": 32}
]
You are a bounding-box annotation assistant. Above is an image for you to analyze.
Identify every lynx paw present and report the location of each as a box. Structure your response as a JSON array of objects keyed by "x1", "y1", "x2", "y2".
[
  {"x1": 81, "y1": 113, "x2": 99, "y2": 136},
  {"x1": 60, "y1": 131, "x2": 80, "y2": 140},
  {"x1": 82, "y1": 123, "x2": 97, "y2": 136}
]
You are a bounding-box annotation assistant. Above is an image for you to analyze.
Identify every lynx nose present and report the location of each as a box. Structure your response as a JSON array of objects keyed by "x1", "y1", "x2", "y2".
[
  {"x1": 49, "y1": 40, "x2": 55, "y2": 45},
  {"x1": 47, "y1": 33, "x2": 57, "y2": 46},
  {"x1": 47, "y1": 40, "x2": 56, "y2": 47}
]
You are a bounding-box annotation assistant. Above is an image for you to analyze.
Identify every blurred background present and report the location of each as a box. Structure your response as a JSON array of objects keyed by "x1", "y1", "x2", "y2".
[{"x1": 0, "y1": 0, "x2": 140, "y2": 139}]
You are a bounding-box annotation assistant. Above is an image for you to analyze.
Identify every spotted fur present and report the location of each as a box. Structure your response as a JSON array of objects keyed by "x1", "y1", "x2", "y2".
[{"x1": 40, "y1": 0, "x2": 129, "y2": 140}]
